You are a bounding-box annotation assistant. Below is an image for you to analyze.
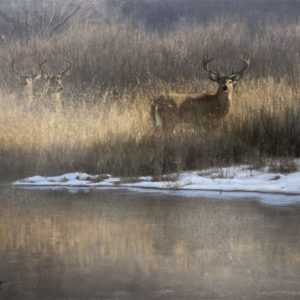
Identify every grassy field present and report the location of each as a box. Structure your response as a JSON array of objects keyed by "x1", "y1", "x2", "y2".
[{"x1": 0, "y1": 21, "x2": 299, "y2": 180}]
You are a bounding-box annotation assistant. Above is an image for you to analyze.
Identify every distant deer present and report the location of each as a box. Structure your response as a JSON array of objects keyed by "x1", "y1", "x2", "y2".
[
  {"x1": 39, "y1": 59, "x2": 71, "y2": 113},
  {"x1": 11, "y1": 59, "x2": 46, "y2": 108},
  {"x1": 150, "y1": 55, "x2": 250, "y2": 129}
]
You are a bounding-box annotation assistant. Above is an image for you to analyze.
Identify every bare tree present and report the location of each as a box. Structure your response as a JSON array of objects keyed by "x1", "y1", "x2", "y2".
[{"x1": 0, "y1": 0, "x2": 90, "y2": 41}]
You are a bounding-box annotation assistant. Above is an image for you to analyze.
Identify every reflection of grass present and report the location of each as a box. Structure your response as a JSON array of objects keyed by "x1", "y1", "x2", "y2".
[
  {"x1": 0, "y1": 76, "x2": 300, "y2": 180},
  {"x1": 1, "y1": 187, "x2": 300, "y2": 298}
]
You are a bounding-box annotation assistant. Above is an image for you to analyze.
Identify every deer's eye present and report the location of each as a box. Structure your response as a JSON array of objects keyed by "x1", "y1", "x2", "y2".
[{"x1": 229, "y1": 80, "x2": 232, "y2": 83}]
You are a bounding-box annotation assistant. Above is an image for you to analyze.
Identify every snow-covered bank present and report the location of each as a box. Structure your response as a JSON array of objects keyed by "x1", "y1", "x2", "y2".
[{"x1": 12, "y1": 163, "x2": 300, "y2": 201}]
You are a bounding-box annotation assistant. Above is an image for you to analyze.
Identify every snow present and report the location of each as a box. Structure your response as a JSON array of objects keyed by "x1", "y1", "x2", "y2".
[{"x1": 12, "y1": 163, "x2": 300, "y2": 205}]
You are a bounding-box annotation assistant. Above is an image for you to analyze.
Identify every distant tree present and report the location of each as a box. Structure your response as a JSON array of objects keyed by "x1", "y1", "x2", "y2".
[
  {"x1": 103, "y1": 0, "x2": 300, "y2": 31},
  {"x1": 0, "y1": 0, "x2": 93, "y2": 42}
]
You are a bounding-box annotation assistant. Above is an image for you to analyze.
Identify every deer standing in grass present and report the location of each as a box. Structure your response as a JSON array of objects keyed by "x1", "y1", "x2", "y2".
[
  {"x1": 11, "y1": 59, "x2": 46, "y2": 109},
  {"x1": 150, "y1": 55, "x2": 250, "y2": 129},
  {"x1": 39, "y1": 59, "x2": 71, "y2": 113}
]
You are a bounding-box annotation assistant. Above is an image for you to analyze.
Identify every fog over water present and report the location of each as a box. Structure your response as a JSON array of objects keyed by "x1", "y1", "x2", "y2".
[{"x1": 0, "y1": 187, "x2": 299, "y2": 299}]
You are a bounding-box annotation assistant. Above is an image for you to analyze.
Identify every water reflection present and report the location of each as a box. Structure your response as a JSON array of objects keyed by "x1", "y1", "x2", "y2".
[{"x1": 0, "y1": 187, "x2": 299, "y2": 299}]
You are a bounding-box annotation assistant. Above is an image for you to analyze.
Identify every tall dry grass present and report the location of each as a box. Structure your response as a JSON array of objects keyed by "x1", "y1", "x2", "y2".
[
  {"x1": 0, "y1": 20, "x2": 299, "y2": 90},
  {"x1": 0, "y1": 77, "x2": 299, "y2": 180},
  {"x1": 0, "y1": 21, "x2": 299, "y2": 179}
]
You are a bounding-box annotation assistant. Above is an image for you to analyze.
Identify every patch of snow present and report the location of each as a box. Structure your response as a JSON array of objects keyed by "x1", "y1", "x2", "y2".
[
  {"x1": 138, "y1": 176, "x2": 152, "y2": 181},
  {"x1": 12, "y1": 162, "x2": 300, "y2": 205}
]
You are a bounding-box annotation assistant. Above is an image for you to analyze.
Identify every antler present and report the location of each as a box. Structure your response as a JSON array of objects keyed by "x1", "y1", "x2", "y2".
[
  {"x1": 12, "y1": 58, "x2": 48, "y2": 79},
  {"x1": 229, "y1": 55, "x2": 250, "y2": 81},
  {"x1": 36, "y1": 58, "x2": 50, "y2": 78},
  {"x1": 35, "y1": 57, "x2": 71, "y2": 79},
  {"x1": 59, "y1": 58, "x2": 71, "y2": 78},
  {"x1": 202, "y1": 55, "x2": 220, "y2": 82},
  {"x1": 11, "y1": 59, "x2": 23, "y2": 77}
]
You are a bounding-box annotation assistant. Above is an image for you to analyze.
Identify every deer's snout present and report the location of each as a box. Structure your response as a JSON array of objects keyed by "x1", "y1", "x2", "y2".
[{"x1": 223, "y1": 85, "x2": 228, "y2": 92}]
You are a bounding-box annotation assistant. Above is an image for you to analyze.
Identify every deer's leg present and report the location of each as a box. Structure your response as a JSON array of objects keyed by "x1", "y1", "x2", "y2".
[
  {"x1": 150, "y1": 102, "x2": 162, "y2": 127},
  {"x1": 27, "y1": 94, "x2": 34, "y2": 109},
  {"x1": 154, "y1": 105, "x2": 164, "y2": 128},
  {"x1": 54, "y1": 94, "x2": 63, "y2": 113}
]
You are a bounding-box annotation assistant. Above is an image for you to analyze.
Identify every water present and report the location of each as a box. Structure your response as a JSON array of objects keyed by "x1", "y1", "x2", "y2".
[{"x1": 0, "y1": 187, "x2": 299, "y2": 300}]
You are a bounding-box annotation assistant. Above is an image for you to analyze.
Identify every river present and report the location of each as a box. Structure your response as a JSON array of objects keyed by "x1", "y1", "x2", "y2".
[{"x1": 0, "y1": 187, "x2": 299, "y2": 299}]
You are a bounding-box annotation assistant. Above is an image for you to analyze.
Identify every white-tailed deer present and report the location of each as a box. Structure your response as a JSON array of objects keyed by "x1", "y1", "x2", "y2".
[
  {"x1": 39, "y1": 59, "x2": 71, "y2": 113},
  {"x1": 11, "y1": 59, "x2": 46, "y2": 108},
  {"x1": 150, "y1": 55, "x2": 250, "y2": 129}
]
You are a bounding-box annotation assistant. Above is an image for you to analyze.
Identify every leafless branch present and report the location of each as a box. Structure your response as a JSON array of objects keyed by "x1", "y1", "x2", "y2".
[{"x1": 52, "y1": 1, "x2": 84, "y2": 33}]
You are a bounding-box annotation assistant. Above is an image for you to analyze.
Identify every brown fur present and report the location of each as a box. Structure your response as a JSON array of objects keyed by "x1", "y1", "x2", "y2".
[
  {"x1": 151, "y1": 79, "x2": 234, "y2": 128},
  {"x1": 38, "y1": 58, "x2": 71, "y2": 113},
  {"x1": 41, "y1": 75, "x2": 64, "y2": 113},
  {"x1": 150, "y1": 56, "x2": 249, "y2": 129},
  {"x1": 15, "y1": 75, "x2": 42, "y2": 108}
]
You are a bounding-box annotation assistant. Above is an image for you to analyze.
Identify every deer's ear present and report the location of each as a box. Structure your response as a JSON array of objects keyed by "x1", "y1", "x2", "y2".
[
  {"x1": 230, "y1": 73, "x2": 243, "y2": 82},
  {"x1": 33, "y1": 74, "x2": 42, "y2": 80},
  {"x1": 208, "y1": 73, "x2": 219, "y2": 82}
]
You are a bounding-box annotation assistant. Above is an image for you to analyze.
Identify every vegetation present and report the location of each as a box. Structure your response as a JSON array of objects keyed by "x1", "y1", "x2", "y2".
[{"x1": 0, "y1": 1, "x2": 299, "y2": 180}]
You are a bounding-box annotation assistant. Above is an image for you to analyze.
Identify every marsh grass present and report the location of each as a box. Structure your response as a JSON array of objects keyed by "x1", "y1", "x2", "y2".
[
  {"x1": 0, "y1": 21, "x2": 299, "y2": 180},
  {"x1": 0, "y1": 20, "x2": 299, "y2": 90},
  {"x1": 0, "y1": 76, "x2": 299, "y2": 180}
]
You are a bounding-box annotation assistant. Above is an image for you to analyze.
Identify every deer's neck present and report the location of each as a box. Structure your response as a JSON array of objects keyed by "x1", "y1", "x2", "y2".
[
  {"x1": 24, "y1": 83, "x2": 33, "y2": 93},
  {"x1": 24, "y1": 84, "x2": 33, "y2": 98},
  {"x1": 54, "y1": 92, "x2": 62, "y2": 113},
  {"x1": 216, "y1": 87, "x2": 232, "y2": 116}
]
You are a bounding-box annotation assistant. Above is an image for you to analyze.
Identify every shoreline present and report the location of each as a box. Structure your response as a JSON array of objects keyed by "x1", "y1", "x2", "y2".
[{"x1": 11, "y1": 183, "x2": 300, "y2": 197}]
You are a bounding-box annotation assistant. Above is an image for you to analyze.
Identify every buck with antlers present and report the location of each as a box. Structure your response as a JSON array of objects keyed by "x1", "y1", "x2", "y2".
[
  {"x1": 39, "y1": 58, "x2": 71, "y2": 113},
  {"x1": 150, "y1": 55, "x2": 250, "y2": 129},
  {"x1": 11, "y1": 59, "x2": 46, "y2": 108}
]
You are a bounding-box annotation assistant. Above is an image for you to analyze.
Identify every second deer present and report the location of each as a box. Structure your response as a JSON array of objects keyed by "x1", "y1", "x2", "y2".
[{"x1": 39, "y1": 59, "x2": 71, "y2": 113}]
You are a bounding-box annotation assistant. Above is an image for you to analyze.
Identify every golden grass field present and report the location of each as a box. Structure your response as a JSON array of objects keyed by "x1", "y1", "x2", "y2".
[
  {"x1": 0, "y1": 77, "x2": 299, "y2": 180},
  {"x1": 0, "y1": 22, "x2": 299, "y2": 179}
]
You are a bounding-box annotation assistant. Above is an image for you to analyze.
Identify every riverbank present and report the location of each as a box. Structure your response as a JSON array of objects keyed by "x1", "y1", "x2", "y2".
[{"x1": 13, "y1": 161, "x2": 300, "y2": 201}]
